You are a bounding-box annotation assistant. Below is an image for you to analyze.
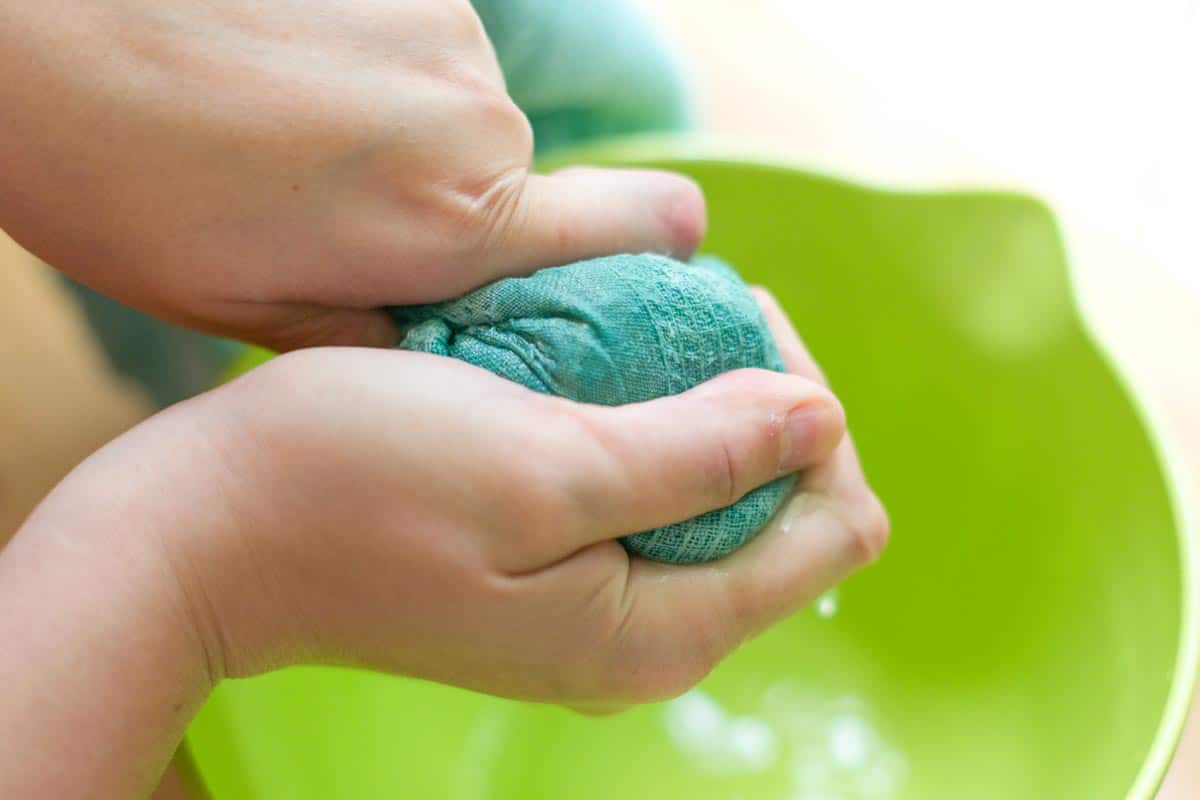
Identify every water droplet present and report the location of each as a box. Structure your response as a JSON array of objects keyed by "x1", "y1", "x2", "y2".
[
  {"x1": 815, "y1": 590, "x2": 838, "y2": 619},
  {"x1": 768, "y1": 411, "x2": 785, "y2": 435},
  {"x1": 827, "y1": 714, "x2": 874, "y2": 769},
  {"x1": 728, "y1": 717, "x2": 779, "y2": 771},
  {"x1": 664, "y1": 689, "x2": 725, "y2": 752},
  {"x1": 664, "y1": 691, "x2": 781, "y2": 775}
]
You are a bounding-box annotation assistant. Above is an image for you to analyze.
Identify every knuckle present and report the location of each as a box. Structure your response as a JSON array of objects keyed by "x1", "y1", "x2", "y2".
[
  {"x1": 601, "y1": 649, "x2": 714, "y2": 704},
  {"x1": 428, "y1": 103, "x2": 531, "y2": 263},
  {"x1": 845, "y1": 492, "x2": 891, "y2": 565},
  {"x1": 409, "y1": 5, "x2": 495, "y2": 76},
  {"x1": 504, "y1": 478, "x2": 583, "y2": 555},
  {"x1": 596, "y1": 619, "x2": 726, "y2": 704},
  {"x1": 471, "y1": 90, "x2": 531, "y2": 140},
  {"x1": 546, "y1": 407, "x2": 631, "y2": 527},
  {"x1": 657, "y1": 176, "x2": 707, "y2": 255},
  {"x1": 683, "y1": 419, "x2": 741, "y2": 510},
  {"x1": 691, "y1": 370, "x2": 804, "y2": 506},
  {"x1": 504, "y1": 404, "x2": 614, "y2": 542},
  {"x1": 445, "y1": 2, "x2": 489, "y2": 43},
  {"x1": 690, "y1": 373, "x2": 765, "y2": 504},
  {"x1": 491, "y1": 96, "x2": 534, "y2": 154},
  {"x1": 449, "y1": 80, "x2": 532, "y2": 162},
  {"x1": 501, "y1": 500, "x2": 569, "y2": 558},
  {"x1": 464, "y1": 165, "x2": 528, "y2": 258},
  {"x1": 713, "y1": 430, "x2": 742, "y2": 507}
]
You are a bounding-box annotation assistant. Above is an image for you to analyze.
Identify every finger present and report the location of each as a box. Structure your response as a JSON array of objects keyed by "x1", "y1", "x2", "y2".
[
  {"x1": 751, "y1": 286, "x2": 827, "y2": 385},
  {"x1": 485, "y1": 166, "x2": 707, "y2": 281},
  {"x1": 720, "y1": 455, "x2": 890, "y2": 631},
  {"x1": 752, "y1": 284, "x2": 881, "y2": 524},
  {"x1": 598, "y1": 292, "x2": 890, "y2": 693},
  {"x1": 605, "y1": 483, "x2": 889, "y2": 702},
  {"x1": 559, "y1": 368, "x2": 845, "y2": 546},
  {"x1": 566, "y1": 700, "x2": 632, "y2": 717},
  {"x1": 229, "y1": 304, "x2": 397, "y2": 352},
  {"x1": 753, "y1": 284, "x2": 888, "y2": 553}
]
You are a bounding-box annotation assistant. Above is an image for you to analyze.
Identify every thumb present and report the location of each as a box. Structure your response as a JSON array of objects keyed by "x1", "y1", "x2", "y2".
[
  {"x1": 480, "y1": 166, "x2": 707, "y2": 282},
  {"x1": 559, "y1": 368, "x2": 846, "y2": 547}
]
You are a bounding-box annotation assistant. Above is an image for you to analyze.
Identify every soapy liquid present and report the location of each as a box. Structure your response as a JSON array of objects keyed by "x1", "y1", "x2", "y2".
[
  {"x1": 815, "y1": 590, "x2": 839, "y2": 619},
  {"x1": 657, "y1": 591, "x2": 908, "y2": 799},
  {"x1": 471, "y1": 589, "x2": 903, "y2": 799},
  {"x1": 665, "y1": 685, "x2": 909, "y2": 800}
]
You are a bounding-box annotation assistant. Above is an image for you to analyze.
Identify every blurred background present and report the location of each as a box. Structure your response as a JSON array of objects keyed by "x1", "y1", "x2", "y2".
[
  {"x1": 0, "y1": 0, "x2": 1196, "y2": 796},
  {"x1": 633, "y1": 0, "x2": 1200, "y2": 794},
  {"x1": 643, "y1": 0, "x2": 1200, "y2": 295}
]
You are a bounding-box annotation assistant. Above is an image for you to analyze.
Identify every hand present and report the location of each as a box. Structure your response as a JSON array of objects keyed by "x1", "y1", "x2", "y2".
[
  {"x1": 165, "y1": 295, "x2": 887, "y2": 705},
  {"x1": 0, "y1": 291, "x2": 886, "y2": 796},
  {"x1": 0, "y1": 0, "x2": 704, "y2": 351}
]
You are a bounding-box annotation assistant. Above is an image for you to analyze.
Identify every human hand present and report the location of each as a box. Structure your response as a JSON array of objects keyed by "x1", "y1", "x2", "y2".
[
  {"x1": 0, "y1": 0, "x2": 704, "y2": 351},
  {"x1": 0, "y1": 290, "x2": 885, "y2": 796},
  {"x1": 162, "y1": 308, "x2": 886, "y2": 705}
]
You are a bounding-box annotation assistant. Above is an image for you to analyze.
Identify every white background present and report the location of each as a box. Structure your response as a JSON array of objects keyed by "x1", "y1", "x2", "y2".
[{"x1": 645, "y1": 0, "x2": 1200, "y2": 296}]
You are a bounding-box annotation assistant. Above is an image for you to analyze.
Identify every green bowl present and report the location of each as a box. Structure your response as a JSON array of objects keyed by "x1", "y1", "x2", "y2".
[{"x1": 185, "y1": 144, "x2": 1198, "y2": 799}]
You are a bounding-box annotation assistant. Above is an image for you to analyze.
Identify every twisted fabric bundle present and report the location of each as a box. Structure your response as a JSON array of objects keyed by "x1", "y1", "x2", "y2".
[{"x1": 392, "y1": 254, "x2": 793, "y2": 563}]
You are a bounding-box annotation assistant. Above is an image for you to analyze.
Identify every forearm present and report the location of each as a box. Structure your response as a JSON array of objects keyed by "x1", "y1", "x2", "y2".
[{"x1": 0, "y1": 423, "x2": 214, "y2": 798}]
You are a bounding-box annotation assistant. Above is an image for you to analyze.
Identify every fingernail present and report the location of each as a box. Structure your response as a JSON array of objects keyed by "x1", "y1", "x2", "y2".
[{"x1": 779, "y1": 404, "x2": 838, "y2": 473}]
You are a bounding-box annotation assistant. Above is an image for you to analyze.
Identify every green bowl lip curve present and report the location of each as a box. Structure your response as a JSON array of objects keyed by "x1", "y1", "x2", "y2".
[
  {"x1": 1063, "y1": 240, "x2": 1200, "y2": 799},
  {"x1": 547, "y1": 136, "x2": 1200, "y2": 799},
  {"x1": 219, "y1": 138, "x2": 1200, "y2": 799}
]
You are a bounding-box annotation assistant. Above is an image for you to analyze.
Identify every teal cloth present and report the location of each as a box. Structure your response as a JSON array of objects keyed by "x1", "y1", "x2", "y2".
[
  {"x1": 391, "y1": 255, "x2": 793, "y2": 564},
  {"x1": 472, "y1": 0, "x2": 694, "y2": 154}
]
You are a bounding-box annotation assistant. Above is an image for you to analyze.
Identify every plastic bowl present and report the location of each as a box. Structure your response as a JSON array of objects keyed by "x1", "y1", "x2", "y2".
[{"x1": 185, "y1": 144, "x2": 1198, "y2": 799}]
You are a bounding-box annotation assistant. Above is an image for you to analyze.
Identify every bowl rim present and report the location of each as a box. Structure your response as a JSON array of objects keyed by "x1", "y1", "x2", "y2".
[
  {"x1": 541, "y1": 134, "x2": 1200, "y2": 798},
  {"x1": 1063, "y1": 223, "x2": 1200, "y2": 800}
]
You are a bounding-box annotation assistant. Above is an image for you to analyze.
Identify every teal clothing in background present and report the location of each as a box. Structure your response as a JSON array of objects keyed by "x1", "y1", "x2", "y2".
[
  {"x1": 472, "y1": 0, "x2": 694, "y2": 154},
  {"x1": 392, "y1": 255, "x2": 793, "y2": 564},
  {"x1": 65, "y1": 281, "x2": 240, "y2": 407}
]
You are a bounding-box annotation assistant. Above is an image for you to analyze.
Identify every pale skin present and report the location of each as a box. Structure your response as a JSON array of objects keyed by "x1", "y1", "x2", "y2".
[
  {"x1": 0, "y1": 1, "x2": 889, "y2": 797},
  {"x1": 0, "y1": 0, "x2": 705, "y2": 351}
]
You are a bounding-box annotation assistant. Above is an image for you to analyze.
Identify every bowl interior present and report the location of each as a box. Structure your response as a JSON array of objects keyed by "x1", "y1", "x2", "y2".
[{"x1": 187, "y1": 156, "x2": 1190, "y2": 799}]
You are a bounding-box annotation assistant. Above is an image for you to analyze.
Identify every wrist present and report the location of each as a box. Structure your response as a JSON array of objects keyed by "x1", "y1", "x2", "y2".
[
  {"x1": 143, "y1": 384, "x2": 313, "y2": 680},
  {"x1": 0, "y1": 413, "x2": 217, "y2": 796}
]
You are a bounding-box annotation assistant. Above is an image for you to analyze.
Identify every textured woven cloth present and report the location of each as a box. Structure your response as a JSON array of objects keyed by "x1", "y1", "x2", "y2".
[{"x1": 391, "y1": 255, "x2": 793, "y2": 563}]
